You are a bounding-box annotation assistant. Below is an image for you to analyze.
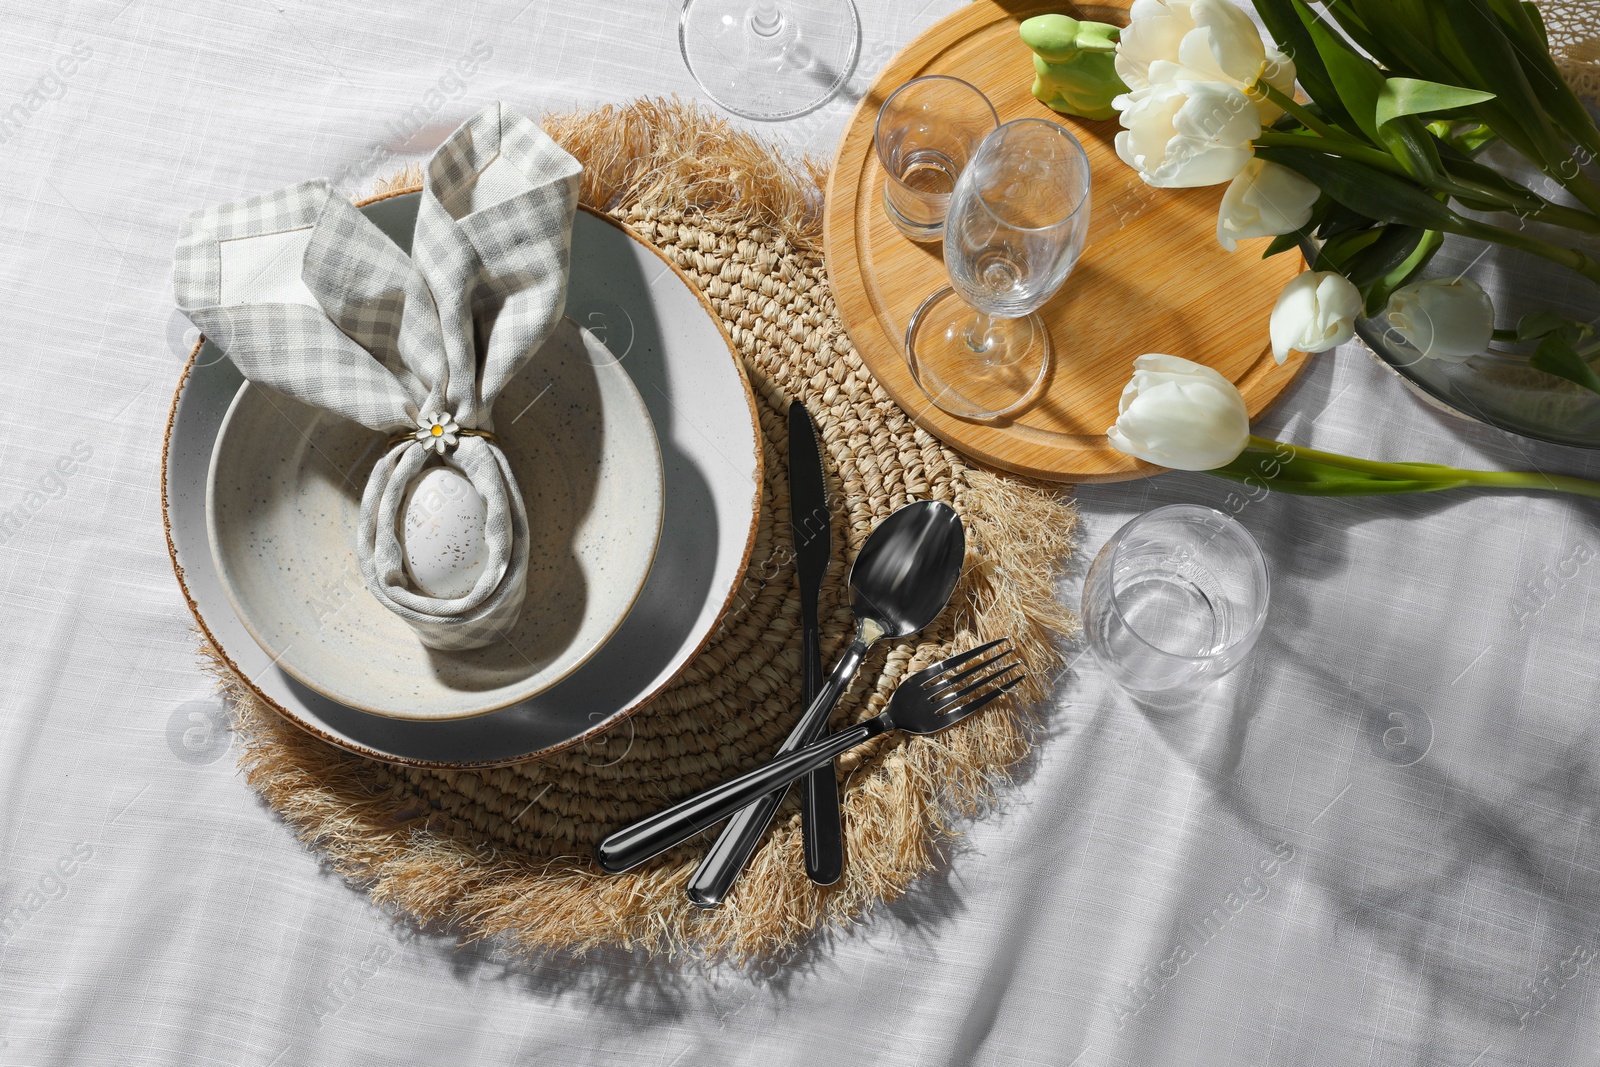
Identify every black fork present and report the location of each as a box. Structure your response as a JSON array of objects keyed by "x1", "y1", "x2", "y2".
[{"x1": 596, "y1": 639, "x2": 1024, "y2": 875}]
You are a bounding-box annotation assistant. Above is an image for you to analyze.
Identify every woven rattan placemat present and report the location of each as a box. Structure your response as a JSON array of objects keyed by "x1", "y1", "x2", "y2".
[{"x1": 206, "y1": 100, "x2": 1078, "y2": 960}]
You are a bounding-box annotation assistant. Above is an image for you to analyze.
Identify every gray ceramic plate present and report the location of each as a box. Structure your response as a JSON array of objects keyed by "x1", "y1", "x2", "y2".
[
  {"x1": 206, "y1": 318, "x2": 664, "y2": 721},
  {"x1": 163, "y1": 196, "x2": 763, "y2": 765}
]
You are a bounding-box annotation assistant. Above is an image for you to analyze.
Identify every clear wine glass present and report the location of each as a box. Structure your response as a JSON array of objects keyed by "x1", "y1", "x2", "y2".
[
  {"x1": 905, "y1": 118, "x2": 1092, "y2": 420},
  {"x1": 679, "y1": 0, "x2": 861, "y2": 122}
]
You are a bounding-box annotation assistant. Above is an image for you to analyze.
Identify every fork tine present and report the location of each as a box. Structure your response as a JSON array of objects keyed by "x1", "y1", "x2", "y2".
[
  {"x1": 932, "y1": 646, "x2": 1018, "y2": 692},
  {"x1": 928, "y1": 648, "x2": 1019, "y2": 695},
  {"x1": 916, "y1": 638, "x2": 1011, "y2": 689},
  {"x1": 940, "y1": 676, "x2": 1026, "y2": 720},
  {"x1": 934, "y1": 660, "x2": 1025, "y2": 710}
]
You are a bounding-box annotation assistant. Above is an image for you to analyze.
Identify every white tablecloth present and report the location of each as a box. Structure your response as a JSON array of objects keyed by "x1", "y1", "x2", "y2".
[{"x1": 4, "y1": 2, "x2": 1600, "y2": 1064}]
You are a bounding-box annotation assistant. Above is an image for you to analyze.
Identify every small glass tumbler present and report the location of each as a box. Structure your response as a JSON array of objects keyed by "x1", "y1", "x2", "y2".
[
  {"x1": 1082, "y1": 505, "x2": 1270, "y2": 694},
  {"x1": 875, "y1": 76, "x2": 999, "y2": 242}
]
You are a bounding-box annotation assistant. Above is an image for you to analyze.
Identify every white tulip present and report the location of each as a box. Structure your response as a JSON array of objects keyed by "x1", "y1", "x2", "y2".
[
  {"x1": 1269, "y1": 271, "x2": 1362, "y2": 365},
  {"x1": 1384, "y1": 277, "x2": 1495, "y2": 363},
  {"x1": 1116, "y1": 0, "x2": 1191, "y2": 92},
  {"x1": 1106, "y1": 353, "x2": 1252, "y2": 471},
  {"x1": 1115, "y1": 0, "x2": 1296, "y2": 120},
  {"x1": 1217, "y1": 159, "x2": 1320, "y2": 251},
  {"x1": 1114, "y1": 80, "x2": 1262, "y2": 188}
]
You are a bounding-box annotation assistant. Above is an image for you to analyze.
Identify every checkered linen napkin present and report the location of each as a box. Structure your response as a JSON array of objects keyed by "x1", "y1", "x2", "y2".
[{"x1": 174, "y1": 102, "x2": 582, "y2": 650}]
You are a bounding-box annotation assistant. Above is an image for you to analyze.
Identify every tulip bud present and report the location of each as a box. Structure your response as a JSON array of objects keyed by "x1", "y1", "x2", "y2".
[
  {"x1": 1217, "y1": 159, "x2": 1320, "y2": 251},
  {"x1": 1106, "y1": 353, "x2": 1252, "y2": 470},
  {"x1": 1269, "y1": 271, "x2": 1362, "y2": 365},
  {"x1": 1384, "y1": 277, "x2": 1495, "y2": 363}
]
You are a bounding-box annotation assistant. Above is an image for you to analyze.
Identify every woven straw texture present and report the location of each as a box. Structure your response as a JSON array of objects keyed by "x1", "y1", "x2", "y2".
[
  {"x1": 1546, "y1": 0, "x2": 1600, "y2": 104},
  {"x1": 208, "y1": 100, "x2": 1079, "y2": 960}
]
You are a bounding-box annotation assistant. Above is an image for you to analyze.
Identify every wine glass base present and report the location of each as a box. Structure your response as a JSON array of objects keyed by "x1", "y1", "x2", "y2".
[
  {"x1": 679, "y1": 0, "x2": 861, "y2": 122},
  {"x1": 904, "y1": 287, "x2": 1051, "y2": 420}
]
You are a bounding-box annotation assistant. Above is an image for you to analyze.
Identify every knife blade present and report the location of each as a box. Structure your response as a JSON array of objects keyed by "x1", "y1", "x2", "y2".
[
  {"x1": 787, "y1": 400, "x2": 841, "y2": 885},
  {"x1": 684, "y1": 399, "x2": 837, "y2": 906}
]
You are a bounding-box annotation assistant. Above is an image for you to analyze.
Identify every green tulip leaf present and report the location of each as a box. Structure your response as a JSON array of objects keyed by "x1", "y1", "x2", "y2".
[
  {"x1": 1315, "y1": 199, "x2": 1379, "y2": 241},
  {"x1": 1429, "y1": 121, "x2": 1499, "y2": 154},
  {"x1": 1376, "y1": 114, "x2": 1444, "y2": 181},
  {"x1": 1293, "y1": 2, "x2": 1386, "y2": 143},
  {"x1": 1387, "y1": 0, "x2": 1438, "y2": 49},
  {"x1": 1299, "y1": 0, "x2": 1398, "y2": 74},
  {"x1": 1520, "y1": 1, "x2": 1548, "y2": 47},
  {"x1": 1479, "y1": 0, "x2": 1543, "y2": 49},
  {"x1": 1345, "y1": 0, "x2": 1449, "y2": 81},
  {"x1": 1436, "y1": 151, "x2": 1546, "y2": 211},
  {"x1": 1427, "y1": 0, "x2": 1509, "y2": 94},
  {"x1": 1430, "y1": 0, "x2": 1576, "y2": 164},
  {"x1": 1517, "y1": 309, "x2": 1572, "y2": 341},
  {"x1": 1363, "y1": 229, "x2": 1443, "y2": 316},
  {"x1": 1476, "y1": 0, "x2": 1600, "y2": 159},
  {"x1": 1376, "y1": 78, "x2": 1496, "y2": 126},
  {"x1": 1512, "y1": 44, "x2": 1600, "y2": 162},
  {"x1": 1342, "y1": 225, "x2": 1426, "y2": 288},
  {"x1": 1529, "y1": 335, "x2": 1600, "y2": 397},
  {"x1": 1262, "y1": 232, "x2": 1303, "y2": 260},
  {"x1": 1516, "y1": 312, "x2": 1596, "y2": 347},
  {"x1": 1313, "y1": 227, "x2": 1383, "y2": 274},
  {"x1": 1255, "y1": 147, "x2": 1466, "y2": 231}
]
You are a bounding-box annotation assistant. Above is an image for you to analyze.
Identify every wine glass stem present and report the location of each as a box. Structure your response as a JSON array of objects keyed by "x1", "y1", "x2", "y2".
[
  {"x1": 962, "y1": 311, "x2": 998, "y2": 355},
  {"x1": 751, "y1": 1, "x2": 784, "y2": 36}
]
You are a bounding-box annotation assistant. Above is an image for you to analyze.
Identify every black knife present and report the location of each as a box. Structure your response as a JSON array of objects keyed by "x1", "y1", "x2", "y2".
[
  {"x1": 788, "y1": 401, "x2": 842, "y2": 885},
  {"x1": 685, "y1": 400, "x2": 838, "y2": 906}
]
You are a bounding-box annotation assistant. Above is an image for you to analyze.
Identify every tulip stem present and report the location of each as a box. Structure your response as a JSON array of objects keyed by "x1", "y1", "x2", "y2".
[
  {"x1": 1548, "y1": 161, "x2": 1600, "y2": 220},
  {"x1": 1466, "y1": 470, "x2": 1600, "y2": 499},
  {"x1": 1523, "y1": 200, "x2": 1600, "y2": 235},
  {"x1": 1252, "y1": 131, "x2": 1408, "y2": 178},
  {"x1": 1434, "y1": 174, "x2": 1600, "y2": 234},
  {"x1": 1241, "y1": 435, "x2": 1600, "y2": 500},
  {"x1": 1457, "y1": 221, "x2": 1600, "y2": 288},
  {"x1": 1245, "y1": 435, "x2": 1427, "y2": 480},
  {"x1": 1254, "y1": 83, "x2": 1357, "y2": 145},
  {"x1": 1472, "y1": 98, "x2": 1600, "y2": 218}
]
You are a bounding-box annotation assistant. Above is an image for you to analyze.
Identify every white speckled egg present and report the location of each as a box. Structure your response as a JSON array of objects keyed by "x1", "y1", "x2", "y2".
[{"x1": 401, "y1": 466, "x2": 487, "y2": 600}]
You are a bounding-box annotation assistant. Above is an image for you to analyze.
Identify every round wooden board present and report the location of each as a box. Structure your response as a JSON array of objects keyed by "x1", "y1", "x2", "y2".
[{"x1": 823, "y1": 0, "x2": 1308, "y2": 483}]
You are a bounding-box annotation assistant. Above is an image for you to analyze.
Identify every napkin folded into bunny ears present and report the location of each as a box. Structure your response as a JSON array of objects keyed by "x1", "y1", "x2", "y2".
[{"x1": 174, "y1": 102, "x2": 582, "y2": 650}]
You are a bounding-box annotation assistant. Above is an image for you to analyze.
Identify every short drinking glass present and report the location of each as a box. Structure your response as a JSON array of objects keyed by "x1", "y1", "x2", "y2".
[
  {"x1": 875, "y1": 76, "x2": 998, "y2": 242},
  {"x1": 905, "y1": 117, "x2": 1092, "y2": 420},
  {"x1": 1082, "y1": 505, "x2": 1270, "y2": 694}
]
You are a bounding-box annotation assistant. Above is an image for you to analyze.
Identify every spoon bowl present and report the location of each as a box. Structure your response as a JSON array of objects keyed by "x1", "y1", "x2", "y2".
[{"x1": 849, "y1": 500, "x2": 968, "y2": 641}]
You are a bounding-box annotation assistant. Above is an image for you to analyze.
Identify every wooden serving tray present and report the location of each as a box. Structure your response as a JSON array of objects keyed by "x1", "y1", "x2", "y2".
[{"x1": 823, "y1": 0, "x2": 1308, "y2": 483}]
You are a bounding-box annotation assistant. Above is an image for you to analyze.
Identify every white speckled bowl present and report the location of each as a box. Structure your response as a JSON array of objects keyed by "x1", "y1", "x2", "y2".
[
  {"x1": 166, "y1": 200, "x2": 761, "y2": 767},
  {"x1": 205, "y1": 318, "x2": 664, "y2": 721}
]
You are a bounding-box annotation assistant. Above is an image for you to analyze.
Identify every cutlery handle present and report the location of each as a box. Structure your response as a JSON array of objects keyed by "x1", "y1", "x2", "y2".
[
  {"x1": 684, "y1": 636, "x2": 870, "y2": 905},
  {"x1": 597, "y1": 715, "x2": 889, "y2": 875},
  {"x1": 799, "y1": 594, "x2": 844, "y2": 886}
]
